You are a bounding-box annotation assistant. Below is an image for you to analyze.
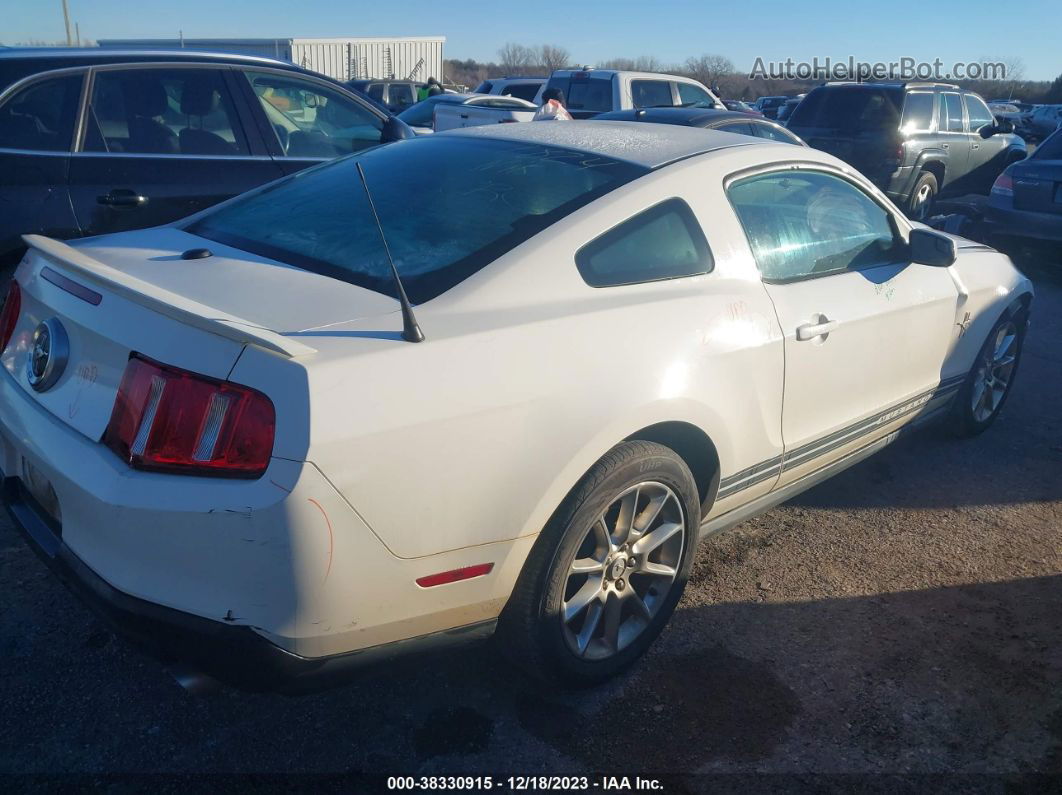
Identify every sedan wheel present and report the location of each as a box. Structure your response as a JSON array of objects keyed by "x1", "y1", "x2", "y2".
[{"x1": 561, "y1": 482, "x2": 685, "y2": 660}]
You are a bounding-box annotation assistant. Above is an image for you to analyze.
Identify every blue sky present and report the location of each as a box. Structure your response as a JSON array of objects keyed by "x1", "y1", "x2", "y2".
[{"x1": 6, "y1": 0, "x2": 1059, "y2": 81}]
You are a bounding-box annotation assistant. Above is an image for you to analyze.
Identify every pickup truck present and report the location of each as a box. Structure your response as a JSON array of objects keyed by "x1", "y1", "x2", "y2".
[
  {"x1": 540, "y1": 69, "x2": 723, "y2": 119},
  {"x1": 431, "y1": 94, "x2": 539, "y2": 132}
]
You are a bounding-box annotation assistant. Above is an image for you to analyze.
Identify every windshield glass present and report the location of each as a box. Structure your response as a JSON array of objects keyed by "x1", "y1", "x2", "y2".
[
  {"x1": 1033, "y1": 130, "x2": 1062, "y2": 160},
  {"x1": 188, "y1": 137, "x2": 646, "y2": 303},
  {"x1": 397, "y1": 95, "x2": 463, "y2": 127},
  {"x1": 788, "y1": 86, "x2": 902, "y2": 133}
]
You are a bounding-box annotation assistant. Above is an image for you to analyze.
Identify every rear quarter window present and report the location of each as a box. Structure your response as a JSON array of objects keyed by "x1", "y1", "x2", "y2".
[
  {"x1": 576, "y1": 198, "x2": 712, "y2": 287},
  {"x1": 900, "y1": 92, "x2": 935, "y2": 133},
  {"x1": 0, "y1": 73, "x2": 83, "y2": 151}
]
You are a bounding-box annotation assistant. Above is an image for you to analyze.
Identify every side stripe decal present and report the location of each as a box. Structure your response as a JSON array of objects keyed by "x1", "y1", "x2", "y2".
[{"x1": 716, "y1": 375, "x2": 965, "y2": 500}]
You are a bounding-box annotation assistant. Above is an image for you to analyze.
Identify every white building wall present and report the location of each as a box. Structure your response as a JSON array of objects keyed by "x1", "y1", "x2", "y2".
[{"x1": 98, "y1": 37, "x2": 445, "y2": 83}]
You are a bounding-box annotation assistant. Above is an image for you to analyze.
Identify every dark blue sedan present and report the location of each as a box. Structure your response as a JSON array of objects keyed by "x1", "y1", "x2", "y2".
[{"x1": 592, "y1": 107, "x2": 806, "y2": 146}]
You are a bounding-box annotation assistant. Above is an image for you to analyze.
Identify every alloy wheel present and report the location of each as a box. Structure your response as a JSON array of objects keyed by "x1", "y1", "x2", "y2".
[
  {"x1": 560, "y1": 481, "x2": 686, "y2": 660},
  {"x1": 971, "y1": 320, "x2": 1018, "y2": 423}
]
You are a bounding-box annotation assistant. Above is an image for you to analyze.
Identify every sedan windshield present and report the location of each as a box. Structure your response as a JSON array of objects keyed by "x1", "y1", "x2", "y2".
[
  {"x1": 397, "y1": 94, "x2": 464, "y2": 127},
  {"x1": 188, "y1": 137, "x2": 646, "y2": 303}
]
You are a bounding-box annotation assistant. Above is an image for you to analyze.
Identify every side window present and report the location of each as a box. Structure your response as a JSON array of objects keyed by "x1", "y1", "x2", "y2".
[
  {"x1": 245, "y1": 71, "x2": 383, "y2": 158},
  {"x1": 677, "y1": 82, "x2": 714, "y2": 107},
  {"x1": 964, "y1": 94, "x2": 994, "y2": 132},
  {"x1": 728, "y1": 171, "x2": 905, "y2": 282},
  {"x1": 576, "y1": 198, "x2": 712, "y2": 287},
  {"x1": 752, "y1": 123, "x2": 800, "y2": 144},
  {"x1": 631, "y1": 80, "x2": 673, "y2": 109},
  {"x1": 84, "y1": 69, "x2": 248, "y2": 155},
  {"x1": 0, "y1": 74, "x2": 83, "y2": 152},
  {"x1": 939, "y1": 93, "x2": 965, "y2": 133},
  {"x1": 901, "y1": 92, "x2": 934, "y2": 133}
]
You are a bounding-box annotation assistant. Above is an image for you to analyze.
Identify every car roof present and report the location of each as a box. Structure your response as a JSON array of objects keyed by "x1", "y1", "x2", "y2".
[
  {"x1": 0, "y1": 47, "x2": 300, "y2": 69},
  {"x1": 594, "y1": 108, "x2": 759, "y2": 126},
  {"x1": 441, "y1": 120, "x2": 757, "y2": 169},
  {"x1": 550, "y1": 69, "x2": 696, "y2": 82}
]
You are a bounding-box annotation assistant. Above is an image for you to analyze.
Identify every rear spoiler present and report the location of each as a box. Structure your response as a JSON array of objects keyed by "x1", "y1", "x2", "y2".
[{"x1": 22, "y1": 235, "x2": 315, "y2": 359}]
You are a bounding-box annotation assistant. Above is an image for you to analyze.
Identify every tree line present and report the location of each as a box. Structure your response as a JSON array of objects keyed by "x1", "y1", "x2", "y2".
[{"x1": 445, "y1": 44, "x2": 1061, "y2": 104}]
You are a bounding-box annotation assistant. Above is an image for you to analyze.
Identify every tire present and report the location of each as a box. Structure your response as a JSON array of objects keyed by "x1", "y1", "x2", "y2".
[
  {"x1": 949, "y1": 308, "x2": 1027, "y2": 437},
  {"x1": 498, "y1": 440, "x2": 701, "y2": 686},
  {"x1": 906, "y1": 171, "x2": 938, "y2": 221}
]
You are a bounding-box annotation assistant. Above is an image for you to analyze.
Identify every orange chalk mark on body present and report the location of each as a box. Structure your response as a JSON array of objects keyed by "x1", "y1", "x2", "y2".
[{"x1": 307, "y1": 498, "x2": 334, "y2": 582}]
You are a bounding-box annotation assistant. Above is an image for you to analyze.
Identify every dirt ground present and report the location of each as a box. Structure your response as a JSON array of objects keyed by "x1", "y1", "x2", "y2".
[{"x1": 1, "y1": 247, "x2": 1060, "y2": 792}]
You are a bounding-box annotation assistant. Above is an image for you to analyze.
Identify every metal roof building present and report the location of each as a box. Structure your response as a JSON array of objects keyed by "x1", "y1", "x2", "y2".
[{"x1": 97, "y1": 37, "x2": 446, "y2": 82}]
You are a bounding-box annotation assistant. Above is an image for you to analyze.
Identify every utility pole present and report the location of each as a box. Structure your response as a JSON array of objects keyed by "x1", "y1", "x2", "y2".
[
  {"x1": 75, "y1": 22, "x2": 81, "y2": 47},
  {"x1": 61, "y1": 0, "x2": 73, "y2": 46}
]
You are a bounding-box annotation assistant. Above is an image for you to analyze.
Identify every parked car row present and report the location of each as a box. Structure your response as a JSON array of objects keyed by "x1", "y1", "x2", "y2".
[{"x1": 0, "y1": 48, "x2": 416, "y2": 273}]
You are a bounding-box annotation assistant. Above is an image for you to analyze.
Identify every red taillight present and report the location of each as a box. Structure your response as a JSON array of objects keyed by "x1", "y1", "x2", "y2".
[
  {"x1": 0, "y1": 280, "x2": 21, "y2": 353},
  {"x1": 104, "y1": 355, "x2": 275, "y2": 478},
  {"x1": 991, "y1": 172, "x2": 1014, "y2": 197}
]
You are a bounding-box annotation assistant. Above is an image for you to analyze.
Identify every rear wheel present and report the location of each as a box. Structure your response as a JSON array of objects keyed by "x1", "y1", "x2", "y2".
[
  {"x1": 906, "y1": 171, "x2": 938, "y2": 221},
  {"x1": 498, "y1": 441, "x2": 701, "y2": 685},
  {"x1": 949, "y1": 310, "x2": 1026, "y2": 437}
]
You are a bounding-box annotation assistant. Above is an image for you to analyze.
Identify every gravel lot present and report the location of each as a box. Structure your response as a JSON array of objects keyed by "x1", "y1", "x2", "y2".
[{"x1": 1, "y1": 247, "x2": 1060, "y2": 790}]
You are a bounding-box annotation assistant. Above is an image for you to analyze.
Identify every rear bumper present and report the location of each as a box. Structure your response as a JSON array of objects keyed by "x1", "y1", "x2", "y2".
[
  {"x1": 985, "y1": 202, "x2": 1062, "y2": 242},
  {"x1": 3, "y1": 472, "x2": 495, "y2": 692}
]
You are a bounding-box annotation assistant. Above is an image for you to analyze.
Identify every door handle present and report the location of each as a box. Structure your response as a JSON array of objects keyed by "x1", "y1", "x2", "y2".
[
  {"x1": 971, "y1": 143, "x2": 980, "y2": 150},
  {"x1": 796, "y1": 317, "x2": 839, "y2": 341},
  {"x1": 942, "y1": 143, "x2": 949, "y2": 149},
  {"x1": 97, "y1": 189, "x2": 148, "y2": 208}
]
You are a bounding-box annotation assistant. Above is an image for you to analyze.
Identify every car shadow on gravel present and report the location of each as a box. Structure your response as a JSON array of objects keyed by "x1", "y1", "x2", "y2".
[{"x1": 3, "y1": 555, "x2": 1059, "y2": 779}]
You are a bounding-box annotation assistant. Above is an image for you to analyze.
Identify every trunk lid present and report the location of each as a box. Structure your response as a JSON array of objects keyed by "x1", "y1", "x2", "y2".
[
  {"x1": 1011, "y1": 158, "x2": 1062, "y2": 215},
  {"x1": 2, "y1": 228, "x2": 396, "y2": 442}
]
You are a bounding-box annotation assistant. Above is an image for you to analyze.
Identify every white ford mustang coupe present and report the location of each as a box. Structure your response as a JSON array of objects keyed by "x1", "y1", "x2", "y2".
[{"x1": 0, "y1": 122, "x2": 1032, "y2": 691}]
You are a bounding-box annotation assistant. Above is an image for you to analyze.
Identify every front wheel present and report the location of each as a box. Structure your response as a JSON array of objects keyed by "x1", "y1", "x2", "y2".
[
  {"x1": 949, "y1": 310, "x2": 1026, "y2": 436},
  {"x1": 498, "y1": 441, "x2": 701, "y2": 685}
]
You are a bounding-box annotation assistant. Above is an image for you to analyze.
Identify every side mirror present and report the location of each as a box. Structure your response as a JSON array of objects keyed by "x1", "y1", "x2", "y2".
[
  {"x1": 909, "y1": 227, "x2": 957, "y2": 267},
  {"x1": 983, "y1": 119, "x2": 1014, "y2": 137}
]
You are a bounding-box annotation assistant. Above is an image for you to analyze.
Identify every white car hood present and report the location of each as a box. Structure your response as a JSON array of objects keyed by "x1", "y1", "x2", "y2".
[{"x1": 70, "y1": 226, "x2": 399, "y2": 334}]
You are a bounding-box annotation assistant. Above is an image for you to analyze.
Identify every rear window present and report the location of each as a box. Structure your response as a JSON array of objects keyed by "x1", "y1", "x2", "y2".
[
  {"x1": 788, "y1": 86, "x2": 902, "y2": 133},
  {"x1": 504, "y1": 83, "x2": 541, "y2": 102},
  {"x1": 188, "y1": 137, "x2": 646, "y2": 303},
  {"x1": 1032, "y1": 130, "x2": 1062, "y2": 160},
  {"x1": 473, "y1": 80, "x2": 494, "y2": 94},
  {"x1": 566, "y1": 78, "x2": 612, "y2": 112}
]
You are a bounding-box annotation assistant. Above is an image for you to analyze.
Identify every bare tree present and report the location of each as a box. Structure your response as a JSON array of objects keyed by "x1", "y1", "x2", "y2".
[
  {"x1": 539, "y1": 44, "x2": 570, "y2": 74},
  {"x1": 498, "y1": 43, "x2": 536, "y2": 76},
  {"x1": 684, "y1": 54, "x2": 735, "y2": 89},
  {"x1": 597, "y1": 55, "x2": 665, "y2": 73}
]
